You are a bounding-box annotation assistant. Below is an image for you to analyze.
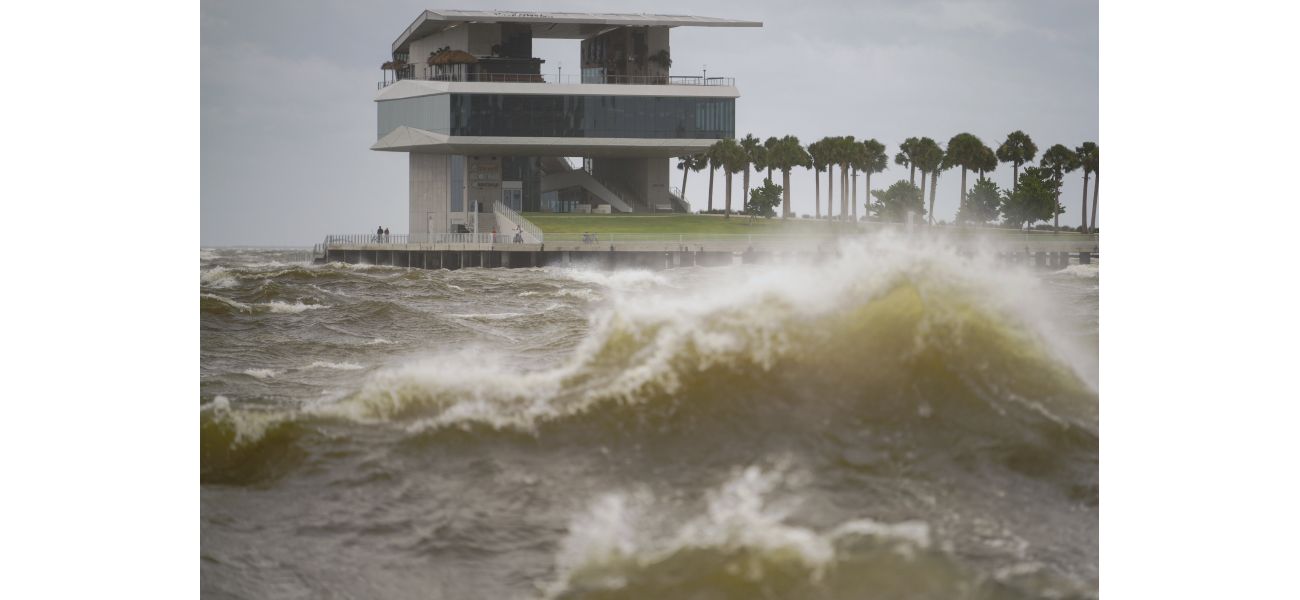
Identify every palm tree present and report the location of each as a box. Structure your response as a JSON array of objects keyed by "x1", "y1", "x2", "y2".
[
  {"x1": 676, "y1": 153, "x2": 706, "y2": 209},
  {"x1": 1040, "y1": 144, "x2": 1081, "y2": 230},
  {"x1": 841, "y1": 137, "x2": 864, "y2": 220},
  {"x1": 997, "y1": 131, "x2": 1038, "y2": 192},
  {"x1": 704, "y1": 142, "x2": 723, "y2": 212},
  {"x1": 913, "y1": 137, "x2": 945, "y2": 224},
  {"x1": 895, "y1": 137, "x2": 920, "y2": 186},
  {"x1": 808, "y1": 140, "x2": 827, "y2": 219},
  {"x1": 739, "y1": 134, "x2": 764, "y2": 211},
  {"x1": 1076, "y1": 142, "x2": 1098, "y2": 233},
  {"x1": 858, "y1": 139, "x2": 888, "y2": 221},
  {"x1": 838, "y1": 136, "x2": 859, "y2": 221},
  {"x1": 716, "y1": 138, "x2": 748, "y2": 219},
  {"x1": 945, "y1": 133, "x2": 988, "y2": 218},
  {"x1": 816, "y1": 136, "x2": 839, "y2": 220},
  {"x1": 766, "y1": 135, "x2": 811, "y2": 218},
  {"x1": 763, "y1": 136, "x2": 780, "y2": 181},
  {"x1": 975, "y1": 143, "x2": 997, "y2": 180},
  {"x1": 1089, "y1": 145, "x2": 1100, "y2": 232}
]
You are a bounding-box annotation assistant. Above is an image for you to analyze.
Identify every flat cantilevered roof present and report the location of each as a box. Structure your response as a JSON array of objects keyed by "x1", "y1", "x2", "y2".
[{"x1": 393, "y1": 9, "x2": 762, "y2": 53}]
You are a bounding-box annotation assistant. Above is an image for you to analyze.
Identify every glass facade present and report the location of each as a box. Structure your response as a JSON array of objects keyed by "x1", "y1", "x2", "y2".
[{"x1": 449, "y1": 94, "x2": 734, "y2": 139}]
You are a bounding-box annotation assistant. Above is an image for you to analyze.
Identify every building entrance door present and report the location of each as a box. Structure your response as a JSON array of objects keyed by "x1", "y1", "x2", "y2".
[{"x1": 502, "y1": 181, "x2": 523, "y2": 212}]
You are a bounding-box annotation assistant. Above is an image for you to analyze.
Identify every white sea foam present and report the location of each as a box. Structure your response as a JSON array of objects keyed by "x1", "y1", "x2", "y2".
[
  {"x1": 445, "y1": 312, "x2": 525, "y2": 320},
  {"x1": 363, "y1": 337, "x2": 395, "y2": 345},
  {"x1": 547, "y1": 465, "x2": 932, "y2": 596},
  {"x1": 561, "y1": 268, "x2": 670, "y2": 291},
  {"x1": 554, "y1": 288, "x2": 603, "y2": 302},
  {"x1": 308, "y1": 361, "x2": 365, "y2": 371},
  {"x1": 201, "y1": 293, "x2": 252, "y2": 312},
  {"x1": 264, "y1": 301, "x2": 330, "y2": 314},
  {"x1": 201, "y1": 267, "x2": 239, "y2": 289},
  {"x1": 242, "y1": 368, "x2": 283, "y2": 379},
  {"x1": 1057, "y1": 263, "x2": 1099, "y2": 278}
]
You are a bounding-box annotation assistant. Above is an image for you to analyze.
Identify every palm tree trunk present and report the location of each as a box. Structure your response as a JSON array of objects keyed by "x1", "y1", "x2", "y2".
[
  {"x1": 814, "y1": 170, "x2": 821, "y2": 219},
  {"x1": 827, "y1": 165, "x2": 834, "y2": 220},
  {"x1": 782, "y1": 169, "x2": 792, "y2": 219},
  {"x1": 840, "y1": 164, "x2": 848, "y2": 220},
  {"x1": 864, "y1": 172, "x2": 872, "y2": 219},
  {"x1": 707, "y1": 167, "x2": 715, "y2": 212},
  {"x1": 909, "y1": 165, "x2": 916, "y2": 186},
  {"x1": 1080, "y1": 172, "x2": 1090, "y2": 233},
  {"x1": 743, "y1": 167, "x2": 750, "y2": 210},
  {"x1": 724, "y1": 171, "x2": 733, "y2": 218},
  {"x1": 1054, "y1": 192, "x2": 1060, "y2": 229},
  {"x1": 851, "y1": 169, "x2": 858, "y2": 221},
  {"x1": 1012, "y1": 163, "x2": 1020, "y2": 193},
  {"x1": 1090, "y1": 172, "x2": 1099, "y2": 232},
  {"x1": 919, "y1": 170, "x2": 927, "y2": 224},
  {"x1": 960, "y1": 167, "x2": 968, "y2": 214},
  {"x1": 680, "y1": 165, "x2": 690, "y2": 206},
  {"x1": 928, "y1": 171, "x2": 938, "y2": 225}
]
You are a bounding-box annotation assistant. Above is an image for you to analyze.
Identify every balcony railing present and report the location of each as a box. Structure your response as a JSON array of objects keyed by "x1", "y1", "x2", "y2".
[{"x1": 378, "y1": 72, "x2": 734, "y2": 89}]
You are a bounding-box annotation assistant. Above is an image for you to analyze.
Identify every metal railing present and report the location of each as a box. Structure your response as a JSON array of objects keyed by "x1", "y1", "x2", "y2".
[
  {"x1": 379, "y1": 72, "x2": 734, "y2": 88},
  {"x1": 493, "y1": 203, "x2": 544, "y2": 243},
  {"x1": 323, "y1": 233, "x2": 410, "y2": 246}
]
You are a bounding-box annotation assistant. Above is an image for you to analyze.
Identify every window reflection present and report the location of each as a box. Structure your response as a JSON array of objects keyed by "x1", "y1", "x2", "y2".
[{"x1": 449, "y1": 94, "x2": 734, "y2": 139}]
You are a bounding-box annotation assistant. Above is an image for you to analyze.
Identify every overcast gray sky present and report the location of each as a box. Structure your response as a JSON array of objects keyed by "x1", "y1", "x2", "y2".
[{"x1": 201, "y1": 0, "x2": 1097, "y2": 246}]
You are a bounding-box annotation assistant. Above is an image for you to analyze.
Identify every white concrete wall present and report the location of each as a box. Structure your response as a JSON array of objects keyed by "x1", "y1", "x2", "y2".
[{"x1": 410, "y1": 153, "x2": 450, "y2": 240}]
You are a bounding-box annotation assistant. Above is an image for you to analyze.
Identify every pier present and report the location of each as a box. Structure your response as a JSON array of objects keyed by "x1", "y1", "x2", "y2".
[{"x1": 312, "y1": 232, "x2": 1099, "y2": 270}]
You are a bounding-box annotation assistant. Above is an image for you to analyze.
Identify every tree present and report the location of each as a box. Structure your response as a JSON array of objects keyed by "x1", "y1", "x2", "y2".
[
  {"x1": 1076, "y1": 142, "x2": 1099, "y2": 233},
  {"x1": 816, "y1": 136, "x2": 842, "y2": 220},
  {"x1": 912, "y1": 137, "x2": 946, "y2": 225},
  {"x1": 944, "y1": 133, "x2": 988, "y2": 218},
  {"x1": 997, "y1": 130, "x2": 1038, "y2": 192},
  {"x1": 739, "y1": 134, "x2": 764, "y2": 211},
  {"x1": 855, "y1": 139, "x2": 888, "y2": 223},
  {"x1": 956, "y1": 178, "x2": 1002, "y2": 225},
  {"x1": 837, "y1": 136, "x2": 860, "y2": 220},
  {"x1": 975, "y1": 144, "x2": 998, "y2": 180},
  {"x1": 702, "y1": 141, "x2": 722, "y2": 211},
  {"x1": 1040, "y1": 144, "x2": 1081, "y2": 230},
  {"x1": 715, "y1": 138, "x2": 748, "y2": 219},
  {"x1": 766, "y1": 135, "x2": 811, "y2": 218},
  {"x1": 1000, "y1": 167, "x2": 1060, "y2": 230},
  {"x1": 746, "y1": 178, "x2": 782, "y2": 220},
  {"x1": 895, "y1": 137, "x2": 920, "y2": 185},
  {"x1": 763, "y1": 136, "x2": 780, "y2": 181},
  {"x1": 808, "y1": 140, "x2": 826, "y2": 219},
  {"x1": 676, "y1": 153, "x2": 706, "y2": 209},
  {"x1": 1090, "y1": 145, "x2": 1100, "y2": 232},
  {"x1": 870, "y1": 180, "x2": 924, "y2": 223}
]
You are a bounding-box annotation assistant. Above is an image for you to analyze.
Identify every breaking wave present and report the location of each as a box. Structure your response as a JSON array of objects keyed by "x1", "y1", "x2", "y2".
[
  {"x1": 202, "y1": 239, "x2": 1097, "y2": 487},
  {"x1": 546, "y1": 465, "x2": 1086, "y2": 599}
]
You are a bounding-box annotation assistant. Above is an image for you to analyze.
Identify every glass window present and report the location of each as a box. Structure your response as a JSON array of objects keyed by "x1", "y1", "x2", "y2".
[{"x1": 448, "y1": 94, "x2": 734, "y2": 139}]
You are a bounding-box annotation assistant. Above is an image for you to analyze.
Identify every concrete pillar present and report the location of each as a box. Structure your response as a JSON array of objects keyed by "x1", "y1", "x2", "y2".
[
  {"x1": 410, "y1": 153, "x2": 450, "y2": 242},
  {"x1": 1079, "y1": 251, "x2": 1091, "y2": 265},
  {"x1": 1034, "y1": 252, "x2": 1046, "y2": 267}
]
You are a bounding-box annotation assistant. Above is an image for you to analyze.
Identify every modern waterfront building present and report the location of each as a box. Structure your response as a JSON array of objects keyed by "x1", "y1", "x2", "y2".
[{"x1": 371, "y1": 9, "x2": 761, "y2": 240}]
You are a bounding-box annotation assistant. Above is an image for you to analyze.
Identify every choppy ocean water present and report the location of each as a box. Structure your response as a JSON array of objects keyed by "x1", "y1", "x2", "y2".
[{"x1": 200, "y1": 239, "x2": 1099, "y2": 599}]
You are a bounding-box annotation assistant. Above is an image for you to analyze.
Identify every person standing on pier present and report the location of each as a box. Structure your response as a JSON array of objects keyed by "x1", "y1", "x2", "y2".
[
  {"x1": 376, "y1": 225, "x2": 383, "y2": 243},
  {"x1": 384, "y1": 227, "x2": 390, "y2": 243}
]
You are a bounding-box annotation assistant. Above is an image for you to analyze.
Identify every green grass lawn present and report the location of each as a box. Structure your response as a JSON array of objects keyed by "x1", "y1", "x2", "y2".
[
  {"x1": 522, "y1": 213, "x2": 855, "y2": 234},
  {"x1": 523, "y1": 212, "x2": 1098, "y2": 239}
]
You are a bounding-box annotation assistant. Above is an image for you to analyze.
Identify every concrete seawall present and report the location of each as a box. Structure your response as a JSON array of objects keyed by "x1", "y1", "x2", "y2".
[{"x1": 318, "y1": 238, "x2": 1097, "y2": 271}]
